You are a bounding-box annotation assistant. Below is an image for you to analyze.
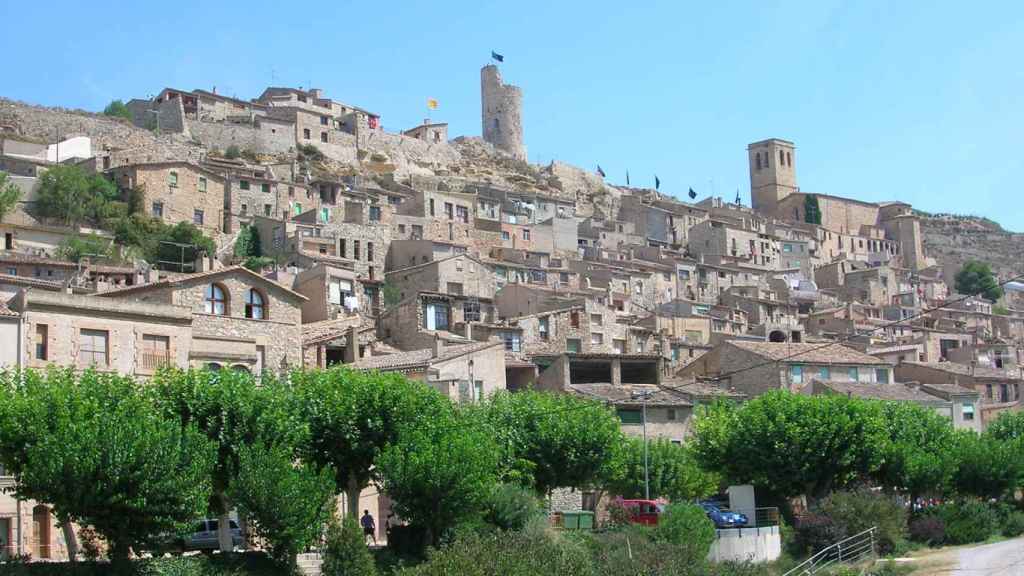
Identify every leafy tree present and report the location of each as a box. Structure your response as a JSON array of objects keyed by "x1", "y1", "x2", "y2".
[
  {"x1": 985, "y1": 411, "x2": 1024, "y2": 442},
  {"x1": 483, "y1": 483, "x2": 544, "y2": 531},
  {"x1": 102, "y1": 100, "x2": 133, "y2": 120},
  {"x1": 150, "y1": 368, "x2": 301, "y2": 552},
  {"x1": 381, "y1": 281, "x2": 402, "y2": 308},
  {"x1": 231, "y1": 440, "x2": 336, "y2": 568},
  {"x1": 692, "y1": 392, "x2": 888, "y2": 500},
  {"x1": 225, "y1": 145, "x2": 242, "y2": 160},
  {"x1": 55, "y1": 233, "x2": 114, "y2": 262},
  {"x1": 234, "y1": 225, "x2": 262, "y2": 258},
  {"x1": 377, "y1": 408, "x2": 499, "y2": 546},
  {"x1": 804, "y1": 194, "x2": 822, "y2": 225},
  {"x1": 292, "y1": 367, "x2": 451, "y2": 518},
  {"x1": 0, "y1": 172, "x2": 22, "y2": 222},
  {"x1": 874, "y1": 402, "x2": 957, "y2": 502},
  {"x1": 955, "y1": 260, "x2": 1003, "y2": 302},
  {"x1": 652, "y1": 503, "x2": 716, "y2": 563},
  {"x1": 471, "y1": 391, "x2": 623, "y2": 494},
  {"x1": 950, "y1": 431, "x2": 1021, "y2": 499},
  {"x1": 0, "y1": 369, "x2": 215, "y2": 570},
  {"x1": 603, "y1": 437, "x2": 719, "y2": 501},
  {"x1": 36, "y1": 165, "x2": 120, "y2": 226},
  {"x1": 244, "y1": 256, "x2": 275, "y2": 271},
  {"x1": 322, "y1": 516, "x2": 378, "y2": 576}
]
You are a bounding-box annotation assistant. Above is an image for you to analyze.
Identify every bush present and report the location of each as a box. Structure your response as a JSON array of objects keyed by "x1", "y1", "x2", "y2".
[
  {"x1": 605, "y1": 497, "x2": 632, "y2": 528},
  {"x1": 1001, "y1": 510, "x2": 1024, "y2": 538},
  {"x1": 225, "y1": 145, "x2": 242, "y2": 159},
  {"x1": 653, "y1": 503, "x2": 716, "y2": 564},
  {"x1": 322, "y1": 516, "x2": 378, "y2": 576},
  {"x1": 817, "y1": 490, "x2": 907, "y2": 555},
  {"x1": 582, "y1": 524, "x2": 708, "y2": 576},
  {"x1": 793, "y1": 512, "x2": 846, "y2": 556},
  {"x1": 483, "y1": 483, "x2": 543, "y2": 531},
  {"x1": 908, "y1": 515, "x2": 945, "y2": 546},
  {"x1": 935, "y1": 501, "x2": 999, "y2": 545},
  {"x1": 102, "y1": 100, "x2": 132, "y2": 120}
]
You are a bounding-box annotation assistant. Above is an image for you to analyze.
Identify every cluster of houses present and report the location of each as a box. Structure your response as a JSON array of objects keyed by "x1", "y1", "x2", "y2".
[{"x1": 0, "y1": 78, "x2": 1020, "y2": 560}]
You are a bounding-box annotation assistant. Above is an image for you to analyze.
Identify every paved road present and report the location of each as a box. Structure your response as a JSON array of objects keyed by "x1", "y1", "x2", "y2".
[{"x1": 945, "y1": 537, "x2": 1024, "y2": 575}]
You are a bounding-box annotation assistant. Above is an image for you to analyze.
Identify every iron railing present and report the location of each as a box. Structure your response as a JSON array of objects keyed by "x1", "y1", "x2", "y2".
[
  {"x1": 783, "y1": 527, "x2": 877, "y2": 576},
  {"x1": 718, "y1": 506, "x2": 780, "y2": 528},
  {"x1": 141, "y1": 351, "x2": 171, "y2": 371}
]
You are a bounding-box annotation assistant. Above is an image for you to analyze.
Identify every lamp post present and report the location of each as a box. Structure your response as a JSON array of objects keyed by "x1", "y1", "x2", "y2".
[{"x1": 631, "y1": 388, "x2": 656, "y2": 500}]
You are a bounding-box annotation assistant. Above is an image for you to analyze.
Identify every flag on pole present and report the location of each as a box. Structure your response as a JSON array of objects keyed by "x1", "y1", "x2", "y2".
[
  {"x1": 626, "y1": 171, "x2": 630, "y2": 186},
  {"x1": 491, "y1": 51, "x2": 504, "y2": 63},
  {"x1": 597, "y1": 165, "x2": 606, "y2": 178},
  {"x1": 688, "y1": 187, "x2": 697, "y2": 200},
  {"x1": 655, "y1": 175, "x2": 661, "y2": 190},
  {"x1": 427, "y1": 98, "x2": 439, "y2": 110},
  {"x1": 735, "y1": 188, "x2": 741, "y2": 205}
]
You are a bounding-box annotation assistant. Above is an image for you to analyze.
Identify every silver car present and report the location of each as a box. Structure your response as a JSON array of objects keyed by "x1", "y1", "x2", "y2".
[{"x1": 182, "y1": 519, "x2": 243, "y2": 551}]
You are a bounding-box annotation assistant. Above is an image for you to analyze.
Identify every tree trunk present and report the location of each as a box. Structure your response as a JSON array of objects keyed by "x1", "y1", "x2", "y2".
[
  {"x1": 346, "y1": 475, "x2": 361, "y2": 519},
  {"x1": 108, "y1": 539, "x2": 132, "y2": 575},
  {"x1": 217, "y1": 510, "x2": 233, "y2": 553},
  {"x1": 61, "y1": 521, "x2": 78, "y2": 562}
]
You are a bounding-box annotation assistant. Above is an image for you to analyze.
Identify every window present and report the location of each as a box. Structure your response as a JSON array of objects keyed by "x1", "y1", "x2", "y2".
[
  {"x1": 848, "y1": 368, "x2": 859, "y2": 381},
  {"x1": 303, "y1": 128, "x2": 311, "y2": 140},
  {"x1": 522, "y1": 229, "x2": 531, "y2": 241},
  {"x1": 423, "y1": 302, "x2": 450, "y2": 331},
  {"x1": 501, "y1": 230, "x2": 510, "y2": 241},
  {"x1": 570, "y1": 311, "x2": 580, "y2": 328},
  {"x1": 204, "y1": 284, "x2": 227, "y2": 315},
  {"x1": 193, "y1": 209, "x2": 204, "y2": 226},
  {"x1": 567, "y1": 338, "x2": 581, "y2": 353},
  {"x1": 667, "y1": 408, "x2": 677, "y2": 421},
  {"x1": 240, "y1": 180, "x2": 250, "y2": 190},
  {"x1": 429, "y1": 198, "x2": 435, "y2": 216},
  {"x1": 244, "y1": 289, "x2": 265, "y2": 319},
  {"x1": 962, "y1": 403, "x2": 975, "y2": 421},
  {"x1": 34, "y1": 324, "x2": 47, "y2": 360},
  {"x1": 198, "y1": 176, "x2": 207, "y2": 192},
  {"x1": 168, "y1": 171, "x2": 178, "y2": 188},
  {"x1": 320, "y1": 115, "x2": 329, "y2": 125},
  {"x1": 875, "y1": 368, "x2": 890, "y2": 384},
  {"x1": 787, "y1": 151, "x2": 792, "y2": 166},
  {"x1": 444, "y1": 202, "x2": 454, "y2": 220},
  {"x1": 612, "y1": 339, "x2": 625, "y2": 354},
  {"x1": 78, "y1": 329, "x2": 109, "y2": 367},
  {"x1": 261, "y1": 182, "x2": 270, "y2": 193},
  {"x1": 264, "y1": 204, "x2": 271, "y2": 216},
  {"x1": 353, "y1": 240, "x2": 361, "y2": 260},
  {"x1": 320, "y1": 207, "x2": 330, "y2": 223},
  {"x1": 339, "y1": 239, "x2": 346, "y2": 258},
  {"x1": 152, "y1": 202, "x2": 164, "y2": 218},
  {"x1": 240, "y1": 203, "x2": 248, "y2": 215},
  {"x1": 780, "y1": 150, "x2": 785, "y2": 166},
  {"x1": 464, "y1": 300, "x2": 481, "y2": 322},
  {"x1": 446, "y1": 282, "x2": 463, "y2": 295},
  {"x1": 590, "y1": 313, "x2": 602, "y2": 326},
  {"x1": 369, "y1": 206, "x2": 381, "y2": 221},
  {"x1": 456, "y1": 206, "x2": 469, "y2": 223},
  {"x1": 411, "y1": 224, "x2": 423, "y2": 239},
  {"x1": 141, "y1": 334, "x2": 170, "y2": 369},
  {"x1": 501, "y1": 332, "x2": 521, "y2": 352},
  {"x1": 321, "y1": 131, "x2": 328, "y2": 143},
  {"x1": 367, "y1": 242, "x2": 374, "y2": 261},
  {"x1": 6, "y1": 267, "x2": 15, "y2": 275},
  {"x1": 448, "y1": 223, "x2": 454, "y2": 240},
  {"x1": 617, "y1": 409, "x2": 642, "y2": 425},
  {"x1": 398, "y1": 224, "x2": 406, "y2": 234},
  {"x1": 819, "y1": 366, "x2": 831, "y2": 380},
  {"x1": 538, "y1": 317, "x2": 549, "y2": 340},
  {"x1": 755, "y1": 152, "x2": 762, "y2": 170},
  {"x1": 591, "y1": 332, "x2": 604, "y2": 346},
  {"x1": 790, "y1": 365, "x2": 804, "y2": 384}
]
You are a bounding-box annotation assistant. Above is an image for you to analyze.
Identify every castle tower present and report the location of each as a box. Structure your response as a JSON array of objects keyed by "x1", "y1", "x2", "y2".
[
  {"x1": 481, "y1": 65, "x2": 526, "y2": 160},
  {"x1": 748, "y1": 138, "x2": 798, "y2": 215}
]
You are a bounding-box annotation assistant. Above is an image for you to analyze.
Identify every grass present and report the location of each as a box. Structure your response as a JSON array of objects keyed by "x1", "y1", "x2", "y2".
[{"x1": 0, "y1": 552, "x2": 285, "y2": 576}]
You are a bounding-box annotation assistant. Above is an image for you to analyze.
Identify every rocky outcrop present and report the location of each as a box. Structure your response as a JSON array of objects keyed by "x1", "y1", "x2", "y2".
[{"x1": 919, "y1": 213, "x2": 1024, "y2": 284}]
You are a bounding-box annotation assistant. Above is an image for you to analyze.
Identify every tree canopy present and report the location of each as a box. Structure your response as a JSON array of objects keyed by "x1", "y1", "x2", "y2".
[
  {"x1": 0, "y1": 172, "x2": 22, "y2": 222},
  {"x1": 36, "y1": 164, "x2": 121, "y2": 226},
  {"x1": 954, "y1": 260, "x2": 1003, "y2": 302},
  {"x1": 873, "y1": 401, "x2": 957, "y2": 500},
  {"x1": 602, "y1": 438, "x2": 719, "y2": 502},
  {"x1": 102, "y1": 100, "x2": 133, "y2": 120},
  {"x1": 233, "y1": 225, "x2": 262, "y2": 258}
]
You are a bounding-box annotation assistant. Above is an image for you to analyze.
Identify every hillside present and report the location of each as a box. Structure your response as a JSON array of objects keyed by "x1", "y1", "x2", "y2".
[{"x1": 918, "y1": 211, "x2": 1024, "y2": 283}]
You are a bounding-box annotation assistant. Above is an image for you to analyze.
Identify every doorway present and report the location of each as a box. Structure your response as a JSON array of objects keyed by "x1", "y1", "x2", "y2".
[{"x1": 32, "y1": 505, "x2": 50, "y2": 559}]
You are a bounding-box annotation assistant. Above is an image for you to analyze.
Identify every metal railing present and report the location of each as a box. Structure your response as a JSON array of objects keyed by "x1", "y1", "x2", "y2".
[
  {"x1": 783, "y1": 527, "x2": 877, "y2": 576},
  {"x1": 719, "y1": 506, "x2": 780, "y2": 528},
  {"x1": 141, "y1": 351, "x2": 171, "y2": 371}
]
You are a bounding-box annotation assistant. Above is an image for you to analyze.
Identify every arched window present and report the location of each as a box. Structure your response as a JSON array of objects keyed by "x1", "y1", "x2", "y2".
[
  {"x1": 779, "y1": 150, "x2": 785, "y2": 166},
  {"x1": 204, "y1": 284, "x2": 227, "y2": 315},
  {"x1": 755, "y1": 153, "x2": 761, "y2": 170},
  {"x1": 206, "y1": 362, "x2": 222, "y2": 372},
  {"x1": 786, "y1": 151, "x2": 792, "y2": 166},
  {"x1": 493, "y1": 118, "x2": 500, "y2": 132},
  {"x1": 245, "y1": 289, "x2": 265, "y2": 319},
  {"x1": 232, "y1": 365, "x2": 252, "y2": 374}
]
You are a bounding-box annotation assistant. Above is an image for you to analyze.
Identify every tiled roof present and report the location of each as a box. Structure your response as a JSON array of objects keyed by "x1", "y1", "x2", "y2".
[
  {"x1": 920, "y1": 383, "x2": 981, "y2": 398},
  {"x1": 353, "y1": 340, "x2": 500, "y2": 372},
  {"x1": 302, "y1": 316, "x2": 375, "y2": 346},
  {"x1": 812, "y1": 379, "x2": 945, "y2": 403},
  {"x1": 900, "y1": 361, "x2": 1019, "y2": 380},
  {"x1": 727, "y1": 340, "x2": 890, "y2": 365},
  {"x1": 0, "y1": 253, "x2": 78, "y2": 268},
  {"x1": 0, "y1": 299, "x2": 18, "y2": 317},
  {"x1": 660, "y1": 379, "x2": 745, "y2": 399},
  {"x1": 568, "y1": 383, "x2": 693, "y2": 407},
  {"x1": 97, "y1": 265, "x2": 307, "y2": 301},
  {"x1": 0, "y1": 273, "x2": 65, "y2": 291}
]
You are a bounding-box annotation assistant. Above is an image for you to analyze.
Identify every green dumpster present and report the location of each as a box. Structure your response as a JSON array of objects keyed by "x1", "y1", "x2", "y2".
[
  {"x1": 578, "y1": 511, "x2": 595, "y2": 530},
  {"x1": 562, "y1": 512, "x2": 580, "y2": 530}
]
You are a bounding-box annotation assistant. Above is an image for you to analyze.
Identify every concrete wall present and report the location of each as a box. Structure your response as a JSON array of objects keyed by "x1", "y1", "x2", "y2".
[
  {"x1": 708, "y1": 526, "x2": 782, "y2": 564},
  {"x1": 0, "y1": 317, "x2": 19, "y2": 369}
]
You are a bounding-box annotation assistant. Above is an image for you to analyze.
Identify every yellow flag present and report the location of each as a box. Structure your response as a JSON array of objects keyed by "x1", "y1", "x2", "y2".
[{"x1": 427, "y1": 98, "x2": 439, "y2": 110}]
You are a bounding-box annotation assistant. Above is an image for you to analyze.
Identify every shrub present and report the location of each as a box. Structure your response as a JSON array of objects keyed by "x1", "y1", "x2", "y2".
[
  {"x1": 583, "y1": 524, "x2": 708, "y2": 576},
  {"x1": 817, "y1": 490, "x2": 907, "y2": 555},
  {"x1": 935, "y1": 501, "x2": 999, "y2": 544},
  {"x1": 1001, "y1": 511, "x2": 1024, "y2": 538},
  {"x1": 793, "y1": 512, "x2": 846, "y2": 556},
  {"x1": 102, "y1": 100, "x2": 132, "y2": 120},
  {"x1": 297, "y1": 144, "x2": 325, "y2": 162},
  {"x1": 322, "y1": 516, "x2": 378, "y2": 576},
  {"x1": 605, "y1": 497, "x2": 632, "y2": 528},
  {"x1": 908, "y1": 515, "x2": 945, "y2": 546},
  {"x1": 483, "y1": 483, "x2": 543, "y2": 531},
  {"x1": 225, "y1": 145, "x2": 242, "y2": 159},
  {"x1": 652, "y1": 503, "x2": 716, "y2": 564}
]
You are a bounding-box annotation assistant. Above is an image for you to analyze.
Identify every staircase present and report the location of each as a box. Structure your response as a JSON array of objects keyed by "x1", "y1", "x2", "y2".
[{"x1": 296, "y1": 552, "x2": 323, "y2": 576}]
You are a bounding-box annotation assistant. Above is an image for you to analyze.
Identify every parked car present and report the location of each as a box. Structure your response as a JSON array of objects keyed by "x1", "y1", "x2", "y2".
[
  {"x1": 179, "y1": 519, "x2": 244, "y2": 551},
  {"x1": 620, "y1": 499, "x2": 665, "y2": 526},
  {"x1": 700, "y1": 502, "x2": 749, "y2": 528}
]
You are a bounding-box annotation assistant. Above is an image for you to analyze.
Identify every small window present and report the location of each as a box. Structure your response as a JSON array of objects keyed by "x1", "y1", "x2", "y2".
[
  {"x1": 667, "y1": 408, "x2": 677, "y2": 421},
  {"x1": 779, "y1": 150, "x2": 785, "y2": 166},
  {"x1": 244, "y1": 289, "x2": 265, "y2": 319},
  {"x1": 168, "y1": 171, "x2": 178, "y2": 187},
  {"x1": 848, "y1": 368, "x2": 858, "y2": 381},
  {"x1": 78, "y1": 329, "x2": 109, "y2": 367},
  {"x1": 790, "y1": 365, "x2": 803, "y2": 384},
  {"x1": 962, "y1": 403, "x2": 975, "y2": 421},
  {"x1": 34, "y1": 324, "x2": 48, "y2": 361},
  {"x1": 570, "y1": 311, "x2": 580, "y2": 328},
  {"x1": 303, "y1": 128, "x2": 311, "y2": 140},
  {"x1": 755, "y1": 152, "x2": 762, "y2": 170},
  {"x1": 261, "y1": 183, "x2": 270, "y2": 193},
  {"x1": 819, "y1": 366, "x2": 830, "y2": 380},
  {"x1": 193, "y1": 209, "x2": 204, "y2": 226},
  {"x1": 591, "y1": 332, "x2": 603, "y2": 345},
  {"x1": 369, "y1": 206, "x2": 381, "y2": 221},
  {"x1": 367, "y1": 242, "x2": 374, "y2": 262},
  {"x1": 204, "y1": 284, "x2": 227, "y2": 315},
  {"x1": 875, "y1": 368, "x2": 890, "y2": 384},
  {"x1": 198, "y1": 176, "x2": 207, "y2": 192},
  {"x1": 353, "y1": 240, "x2": 361, "y2": 261},
  {"x1": 152, "y1": 202, "x2": 164, "y2": 218},
  {"x1": 240, "y1": 203, "x2": 248, "y2": 215},
  {"x1": 538, "y1": 317, "x2": 549, "y2": 340},
  {"x1": 566, "y1": 338, "x2": 581, "y2": 353},
  {"x1": 617, "y1": 409, "x2": 642, "y2": 425},
  {"x1": 240, "y1": 180, "x2": 250, "y2": 190},
  {"x1": 321, "y1": 131, "x2": 328, "y2": 143},
  {"x1": 501, "y1": 231, "x2": 510, "y2": 241},
  {"x1": 522, "y1": 229, "x2": 531, "y2": 240},
  {"x1": 320, "y1": 115, "x2": 329, "y2": 125},
  {"x1": 264, "y1": 204, "x2": 271, "y2": 216}
]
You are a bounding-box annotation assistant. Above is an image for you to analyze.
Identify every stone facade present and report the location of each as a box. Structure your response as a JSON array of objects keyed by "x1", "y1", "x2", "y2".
[
  {"x1": 110, "y1": 161, "x2": 226, "y2": 237},
  {"x1": 480, "y1": 65, "x2": 525, "y2": 160}
]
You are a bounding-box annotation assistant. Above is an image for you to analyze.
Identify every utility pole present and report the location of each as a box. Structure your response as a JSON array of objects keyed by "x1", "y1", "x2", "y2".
[{"x1": 631, "y1": 388, "x2": 656, "y2": 500}]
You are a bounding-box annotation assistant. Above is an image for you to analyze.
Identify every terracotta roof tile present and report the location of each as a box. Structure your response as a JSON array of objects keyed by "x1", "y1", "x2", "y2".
[
  {"x1": 568, "y1": 383, "x2": 693, "y2": 407},
  {"x1": 353, "y1": 340, "x2": 500, "y2": 372},
  {"x1": 727, "y1": 340, "x2": 890, "y2": 365},
  {"x1": 813, "y1": 380, "x2": 944, "y2": 402}
]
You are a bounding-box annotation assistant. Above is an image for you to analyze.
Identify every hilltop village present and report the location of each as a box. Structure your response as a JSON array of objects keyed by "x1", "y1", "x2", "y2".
[{"x1": 0, "y1": 64, "x2": 1021, "y2": 558}]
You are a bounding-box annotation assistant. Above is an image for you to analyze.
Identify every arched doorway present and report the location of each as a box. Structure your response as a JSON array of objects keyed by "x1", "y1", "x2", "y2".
[{"x1": 768, "y1": 330, "x2": 787, "y2": 343}]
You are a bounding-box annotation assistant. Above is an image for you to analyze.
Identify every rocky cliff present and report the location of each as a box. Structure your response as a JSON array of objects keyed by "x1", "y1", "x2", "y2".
[{"x1": 918, "y1": 211, "x2": 1024, "y2": 283}]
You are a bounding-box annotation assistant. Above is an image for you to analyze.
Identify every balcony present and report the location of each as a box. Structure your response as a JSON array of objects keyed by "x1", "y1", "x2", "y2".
[{"x1": 141, "y1": 351, "x2": 171, "y2": 371}]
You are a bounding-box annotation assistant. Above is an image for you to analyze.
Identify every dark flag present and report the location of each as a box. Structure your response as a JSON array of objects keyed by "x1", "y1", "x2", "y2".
[
  {"x1": 688, "y1": 187, "x2": 697, "y2": 199},
  {"x1": 626, "y1": 171, "x2": 630, "y2": 186},
  {"x1": 735, "y1": 189, "x2": 742, "y2": 205},
  {"x1": 597, "y1": 165, "x2": 606, "y2": 178},
  {"x1": 655, "y1": 175, "x2": 660, "y2": 190},
  {"x1": 491, "y1": 51, "x2": 504, "y2": 63}
]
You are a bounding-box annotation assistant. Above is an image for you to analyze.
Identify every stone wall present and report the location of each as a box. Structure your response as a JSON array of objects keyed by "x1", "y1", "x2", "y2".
[
  {"x1": 186, "y1": 118, "x2": 295, "y2": 156},
  {"x1": 110, "y1": 163, "x2": 226, "y2": 238}
]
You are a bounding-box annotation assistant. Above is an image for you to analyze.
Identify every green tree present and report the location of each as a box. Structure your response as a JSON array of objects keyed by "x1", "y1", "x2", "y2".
[
  {"x1": 693, "y1": 392, "x2": 888, "y2": 500},
  {"x1": 292, "y1": 367, "x2": 451, "y2": 518},
  {"x1": 955, "y1": 260, "x2": 1003, "y2": 302},
  {"x1": 874, "y1": 402, "x2": 957, "y2": 502},
  {"x1": 56, "y1": 233, "x2": 114, "y2": 262},
  {"x1": 36, "y1": 165, "x2": 120, "y2": 226},
  {"x1": 471, "y1": 391, "x2": 623, "y2": 494},
  {"x1": 322, "y1": 516, "x2": 378, "y2": 576},
  {"x1": 985, "y1": 411, "x2": 1024, "y2": 442},
  {"x1": 603, "y1": 437, "x2": 719, "y2": 501},
  {"x1": 225, "y1": 145, "x2": 242, "y2": 160},
  {"x1": 233, "y1": 225, "x2": 262, "y2": 258},
  {"x1": 231, "y1": 440, "x2": 336, "y2": 568},
  {"x1": 0, "y1": 369, "x2": 215, "y2": 570},
  {"x1": 150, "y1": 368, "x2": 301, "y2": 553},
  {"x1": 0, "y1": 172, "x2": 22, "y2": 222},
  {"x1": 377, "y1": 408, "x2": 499, "y2": 546},
  {"x1": 653, "y1": 503, "x2": 716, "y2": 563},
  {"x1": 950, "y1": 431, "x2": 1021, "y2": 499},
  {"x1": 102, "y1": 100, "x2": 133, "y2": 120},
  {"x1": 804, "y1": 194, "x2": 822, "y2": 225}
]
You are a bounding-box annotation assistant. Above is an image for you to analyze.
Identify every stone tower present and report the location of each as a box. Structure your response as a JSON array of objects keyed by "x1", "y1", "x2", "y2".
[
  {"x1": 481, "y1": 65, "x2": 526, "y2": 160},
  {"x1": 748, "y1": 138, "x2": 798, "y2": 215}
]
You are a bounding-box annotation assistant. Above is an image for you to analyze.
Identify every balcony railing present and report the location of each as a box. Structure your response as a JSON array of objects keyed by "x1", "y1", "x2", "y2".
[{"x1": 141, "y1": 351, "x2": 171, "y2": 371}]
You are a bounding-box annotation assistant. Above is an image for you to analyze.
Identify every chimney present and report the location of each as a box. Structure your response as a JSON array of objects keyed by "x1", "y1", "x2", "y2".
[
  {"x1": 343, "y1": 326, "x2": 359, "y2": 364},
  {"x1": 433, "y1": 335, "x2": 444, "y2": 359}
]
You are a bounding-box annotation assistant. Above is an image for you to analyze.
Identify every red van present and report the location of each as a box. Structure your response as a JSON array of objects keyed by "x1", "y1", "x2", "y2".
[{"x1": 620, "y1": 499, "x2": 665, "y2": 526}]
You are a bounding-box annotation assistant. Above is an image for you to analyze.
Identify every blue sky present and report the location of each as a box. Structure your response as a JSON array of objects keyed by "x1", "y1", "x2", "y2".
[{"x1": 2, "y1": 1, "x2": 1022, "y2": 229}]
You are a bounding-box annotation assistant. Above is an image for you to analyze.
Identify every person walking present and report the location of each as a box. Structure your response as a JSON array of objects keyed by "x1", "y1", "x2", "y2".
[{"x1": 360, "y1": 510, "x2": 376, "y2": 546}]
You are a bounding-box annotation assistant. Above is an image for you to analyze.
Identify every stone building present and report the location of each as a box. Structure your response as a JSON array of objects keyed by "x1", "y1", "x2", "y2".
[
  {"x1": 97, "y1": 266, "x2": 306, "y2": 373},
  {"x1": 109, "y1": 161, "x2": 226, "y2": 237},
  {"x1": 292, "y1": 263, "x2": 365, "y2": 323},
  {"x1": 480, "y1": 65, "x2": 525, "y2": 160},
  {"x1": 571, "y1": 383, "x2": 695, "y2": 443},
  {"x1": 402, "y1": 121, "x2": 448, "y2": 144},
  {"x1": 894, "y1": 361, "x2": 1021, "y2": 428}
]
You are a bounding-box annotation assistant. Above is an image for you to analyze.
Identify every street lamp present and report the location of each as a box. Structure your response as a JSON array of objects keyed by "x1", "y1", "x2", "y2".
[{"x1": 631, "y1": 388, "x2": 656, "y2": 500}]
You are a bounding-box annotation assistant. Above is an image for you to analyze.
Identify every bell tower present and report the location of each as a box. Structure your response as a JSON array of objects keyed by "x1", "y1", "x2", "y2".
[{"x1": 748, "y1": 138, "x2": 797, "y2": 215}]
